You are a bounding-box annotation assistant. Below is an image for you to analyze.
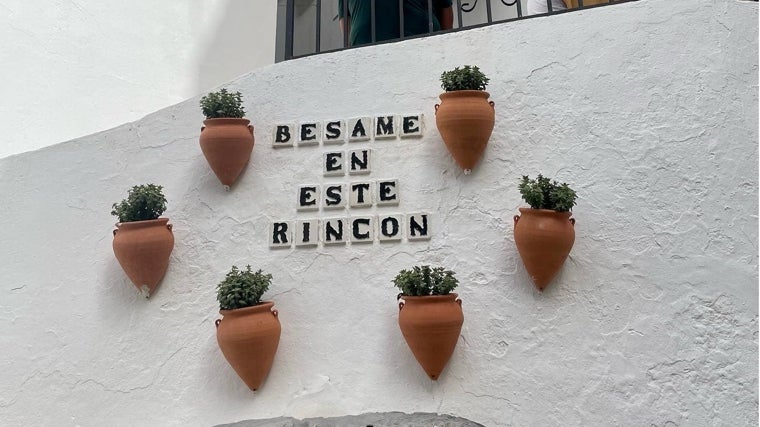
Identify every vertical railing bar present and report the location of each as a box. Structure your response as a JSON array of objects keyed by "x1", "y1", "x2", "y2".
[
  {"x1": 546, "y1": 0, "x2": 553, "y2": 13},
  {"x1": 456, "y1": 0, "x2": 463, "y2": 28},
  {"x1": 342, "y1": 0, "x2": 349, "y2": 48},
  {"x1": 315, "y1": 0, "x2": 322, "y2": 53},
  {"x1": 516, "y1": 0, "x2": 523, "y2": 18},
  {"x1": 371, "y1": 0, "x2": 376, "y2": 42},
  {"x1": 399, "y1": 0, "x2": 405, "y2": 39},
  {"x1": 285, "y1": 0, "x2": 295, "y2": 59},
  {"x1": 578, "y1": 0, "x2": 584, "y2": 7},
  {"x1": 427, "y1": 0, "x2": 434, "y2": 33},
  {"x1": 486, "y1": 0, "x2": 493, "y2": 23}
]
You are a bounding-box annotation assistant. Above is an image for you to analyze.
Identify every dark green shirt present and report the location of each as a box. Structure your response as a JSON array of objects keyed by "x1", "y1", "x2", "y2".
[{"x1": 338, "y1": 0, "x2": 453, "y2": 46}]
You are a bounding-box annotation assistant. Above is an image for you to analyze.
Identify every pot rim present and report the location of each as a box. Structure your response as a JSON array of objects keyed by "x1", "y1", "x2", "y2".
[
  {"x1": 202, "y1": 118, "x2": 250, "y2": 126},
  {"x1": 398, "y1": 293, "x2": 459, "y2": 301},
  {"x1": 518, "y1": 208, "x2": 573, "y2": 218},
  {"x1": 219, "y1": 301, "x2": 275, "y2": 316},
  {"x1": 115, "y1": 217, "x2": 170, "y2": 229},
  {"x1": 439, "y1": 90, "x2": 490, "y2": 100}
]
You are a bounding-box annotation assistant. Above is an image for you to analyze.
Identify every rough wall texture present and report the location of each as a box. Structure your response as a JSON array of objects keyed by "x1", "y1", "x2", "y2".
[{"x1": 0, "y1": 0, "x2": 757, "y2": 426}]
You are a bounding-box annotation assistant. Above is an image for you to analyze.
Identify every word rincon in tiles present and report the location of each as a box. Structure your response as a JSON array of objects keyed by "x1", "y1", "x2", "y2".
[
  {"x1": 269, "y1": 214, "x2": 431, "y2": 248},
  {"x1": 272, "y1": 114, "x2": 423, "y2": 147}
]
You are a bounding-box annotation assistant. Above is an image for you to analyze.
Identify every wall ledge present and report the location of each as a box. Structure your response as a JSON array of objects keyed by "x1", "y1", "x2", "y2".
[{"x1": 214, "y1": 412, "x2": 484, "y2": 427}]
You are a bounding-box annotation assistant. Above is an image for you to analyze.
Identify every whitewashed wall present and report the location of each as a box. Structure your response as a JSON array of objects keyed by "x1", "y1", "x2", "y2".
[
  {"x1": 0, "y1": 0, "x2": 757, "y2": 426},
  {"x1": 0, "y1": 0, "x2": 277, "y2": 159}
]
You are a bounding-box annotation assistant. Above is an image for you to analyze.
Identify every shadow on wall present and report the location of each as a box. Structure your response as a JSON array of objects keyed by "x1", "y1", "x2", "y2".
[{"x1": 195, "y1": 0, "x2": 277, "y2": 94}]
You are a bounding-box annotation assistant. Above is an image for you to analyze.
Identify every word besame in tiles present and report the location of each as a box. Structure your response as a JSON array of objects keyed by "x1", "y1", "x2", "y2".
[{"x1": 272, "y1": 114, "x2": 423, "y2": 147}]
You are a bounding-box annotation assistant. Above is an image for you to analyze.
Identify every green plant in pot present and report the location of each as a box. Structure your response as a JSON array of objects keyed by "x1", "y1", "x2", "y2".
[
  {"x1": 435, "y1": 65, "x2": 495, "y2": 174},
  {"x1": 394, "y1": 265, "x2": 464, "y2": 380},
  {"x1": 111, "y1": 184, "x2": 174, "y2": 298},
  {"x1": 513, "y1": 175, "x2": 578, "y2": 291},
  {"x1": 215, "y1": 265, "x2": 281, "y2": 392},
  {"x1": 199, "y1": 88, "x2": 255, "y2": 190}
]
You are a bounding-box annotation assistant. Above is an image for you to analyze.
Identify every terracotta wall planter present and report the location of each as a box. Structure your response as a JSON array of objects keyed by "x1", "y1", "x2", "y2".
[
  {"x1": 112, "y1": 218, "x2": 174, "y2": 298},
  {"x1": 398, "y1": 293, "x2": 463, "y2": 380},
  {"x1": 199, "y1": 118, "x2": 254, "y2": 189},
  {"x1": 513, "y1": 208, "x2": 576, "y2": 291},
  {"x1": 216, "y1": 301, "x2": 281, "y2": 391},
  {"x1": 434, "y1": 90, "x2": 495, "y2": 174}
]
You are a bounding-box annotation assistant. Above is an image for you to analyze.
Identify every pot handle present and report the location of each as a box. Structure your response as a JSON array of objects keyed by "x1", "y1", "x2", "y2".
[
  {"x1": 201, "y1": 125, "x2": 206, "y2": 132},
  {"x1": 489, "y1": 101, "x2": 495, "y2": 109},
  {"x1": 569, "y1": 218, "x2": 576, "y2": 226},
  {"x1": 271, "y1": 308, "x2": 278, "y2": 317},
  {"x1": 248, "y1": 124, "x2": 254, "y2": 135},
  {"x1": 215, "y1": 319, "x2": 221, "y2": 328},
  {"x1": 167, "y1": 223, "x2": 173, "y2": 232},
  {"x1": 513, "y1": 215, "x2": 520, "y2": 225},
  {"x1": 398, "y1": 298, "x2": 406, "y2": 311},
  {"x1": 456, "y1": 297, "x2": 462, "y2": 306},
  {"x1": 434, "y1": 104, "x2": 440, "y2": 114},
  {"x1": 113, "y1": 229, "x2": 118, "y2": 236}
]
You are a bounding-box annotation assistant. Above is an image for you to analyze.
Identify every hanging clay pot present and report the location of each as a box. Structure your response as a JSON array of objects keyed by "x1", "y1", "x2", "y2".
[
  {"x1": 398, "y1": 293, "x2": 463, "y2": 380},
  {"x1": 199, "y1": 118, "x2": 254, "y2": 189},
  {"x1": 513, "y1": 208, "x2": 576, "y2": 291},
  {"x1": 112, "y1": 218, "x2": 174, "y2": 298},
  {"x1": 434, "y1": 91, "x2": 495, "y2": 174},
  {"x1": 216, "y1": 301, "x2": 281, "y2": 391}
]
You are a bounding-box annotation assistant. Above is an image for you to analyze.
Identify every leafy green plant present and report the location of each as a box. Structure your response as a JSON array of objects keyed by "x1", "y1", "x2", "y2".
[
  {"x1": 440, "y1": 65, "x2": 489, "y2": 91},
  {"x1": 393, "y1": 265, "x2": 458, "y2": 296},
  {"x1": 216, "y1": 265, "x2": 272, "y2": 310},
  {"x1": 111, "y1": 184, "x2": 167, "y2": 223},
  {"x1": 200, "y1": 88, "x2": 245, "y2": 119},
  {"x1": 518, "y1": 175, "x2": 577, "y2": 212}
]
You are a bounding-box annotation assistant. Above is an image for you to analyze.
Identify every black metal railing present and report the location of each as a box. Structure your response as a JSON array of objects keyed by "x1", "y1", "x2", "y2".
[{"x1": 278, "y1": 0, "x2": 635, "y2": 61}]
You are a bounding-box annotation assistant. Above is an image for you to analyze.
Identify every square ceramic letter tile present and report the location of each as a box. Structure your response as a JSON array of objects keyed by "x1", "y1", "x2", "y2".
[
  {"x1": 322, "y1": 218, "x2": 347, "y2": 245},
  {"x1": 295, "y1": 219, "x2": 319, "y2": 247},
  {"x1": 322, "y1": 184, "x2": 346, "y2": 210},
  {"x1": 273, "y1": 123, "x2": 295, "y2": 148},
  {"x1": 298, "y1": 122, "x2": 321, "y2": 146},
  {"x1": 296, "y1": 184, "x2": 320, "y2": 211},
  {"x1": 376, "y1": 179, "x2": 399, "y2": 206},
  {"x1": 378, "y1": 214, "x2": 404, "y2": 242},
  {"x1": 349, "y1": 216, "x2": 375, "y2": 244},
  {"x1": 349, "y1": 182, "x2": 373, "y2": 208},
  {"x1": 374, "y1": 115, "x2": 398, "y2": 139},
  {"x1": 400, "y1": 114, "x2": 424, "y2": 138},
  {"x1": 269, "y1": 221, "x2": 293, "y2": 248},
  {"x1": 323, "y1": 120, "x2": 346, "y2": 145},
  {"x1": 323, "y1": 151, "x2": 344, "y2": 176},
  {"x1": 347, "y1": 117, "x2": 371, "y2": 142},
  {"x1": 406, "y1": 213, "x2": 431, "y2": 241},
  {"x1": 348, "y1": 149, "x2": 371, "y2": 175}
]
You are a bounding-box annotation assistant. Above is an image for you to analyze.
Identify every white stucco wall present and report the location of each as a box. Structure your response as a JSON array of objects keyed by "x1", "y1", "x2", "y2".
[
  {"x1": 0, "y1": 0, "x2": 277, "y2": 159},
  {"x1": 1, "y1": 0, "x2": 757, "y2": 426}
]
